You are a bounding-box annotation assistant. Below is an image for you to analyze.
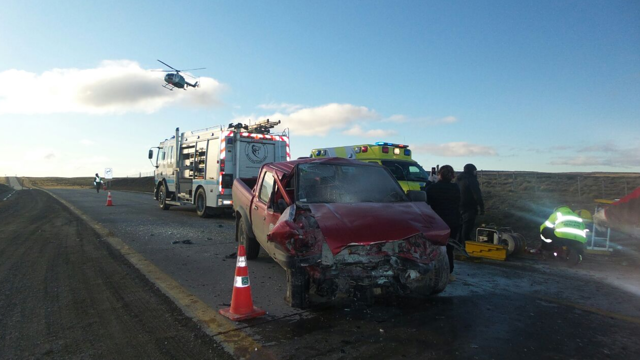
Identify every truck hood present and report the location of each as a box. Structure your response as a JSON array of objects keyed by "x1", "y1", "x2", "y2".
[{"x1": 307, "y1": 202, "x2": 450, "y2": 255}]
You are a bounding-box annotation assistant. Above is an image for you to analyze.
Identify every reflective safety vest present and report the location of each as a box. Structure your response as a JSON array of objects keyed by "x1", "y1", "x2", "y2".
[
  {"x1": 95, "y1": 176, "x2": 101, "y2": 184},
  {"x1": 540, "y1": 206, "x2": 587, "y2": 244}
]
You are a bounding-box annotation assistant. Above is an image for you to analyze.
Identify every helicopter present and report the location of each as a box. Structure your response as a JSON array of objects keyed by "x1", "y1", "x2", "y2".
[{"x1": 154, "y1": 60, "x2": 205, "y2": 91}]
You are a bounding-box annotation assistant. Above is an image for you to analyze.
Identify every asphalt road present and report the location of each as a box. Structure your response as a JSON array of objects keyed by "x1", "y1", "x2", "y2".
[
  {"x1": 0, "y1": 189, "x2": 231, "y2": 359},
  {"x1": 41, "y1": 188, "x2": 640, "y2": 359}
]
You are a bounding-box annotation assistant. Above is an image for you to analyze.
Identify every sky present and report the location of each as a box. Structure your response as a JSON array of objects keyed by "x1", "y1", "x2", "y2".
[{"x1": 0, "y1": 0, "x2": 638, "y2": 177}]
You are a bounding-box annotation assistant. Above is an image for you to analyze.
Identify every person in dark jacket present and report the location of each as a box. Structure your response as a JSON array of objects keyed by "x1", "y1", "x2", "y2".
[
  {"x1": 427, "y1": 165, "x2": 461, "y2": 279},
  {"x1": 456, "y1": 163, "x2": 485, "y2": 242}
]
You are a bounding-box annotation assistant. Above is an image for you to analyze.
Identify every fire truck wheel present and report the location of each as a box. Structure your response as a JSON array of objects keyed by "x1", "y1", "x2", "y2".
[
  {"x1": 159, "y1": 184, "x2": 170, "y2": 210},
  {"x1": 238, "y1": 218, "x2": 260, "y2": 259},
  {"x1": 195, "y1": 188, "x2": 212, "y2": 218}
]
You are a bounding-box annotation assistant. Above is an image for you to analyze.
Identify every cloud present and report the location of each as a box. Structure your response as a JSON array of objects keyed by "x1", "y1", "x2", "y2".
[
  {"x1": 550, "y1": 156, "x2": 608, "y2": 166},
  {"x1": 257, "y1": 102, "x2": 304, "y2": 113},
  {"x1": 258, "y1": 103, "x2": 379, "y2": 136},
  {"x1": 386, "y1": 114, "x2": 407, "y2": 123},
  {"x1": 552, "y1": 144, "x2": 640, "y2": 168},
  {"x1": 432, "y1": 116, "x2": 458, "y2": 124},
  {"x1": 412, "y1": 142, "x2": 497, "y2": 157},
  {"x1": 80, "y1": 139, "x2": 95, "y2": 146},
  {"x1": 579, "y1": 143, "x2": 619, "y2": 153},
  {"x1": 342, "y1": 125, "x2": 397, "y2": 138},
  {"x1": 0, "y1": 60, "x2": 225, "y2": 115}
]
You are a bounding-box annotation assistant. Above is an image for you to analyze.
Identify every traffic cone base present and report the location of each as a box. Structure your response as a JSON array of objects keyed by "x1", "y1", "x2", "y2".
[
  {"x1": 219, "y1": 245, "x2": 266, "y2": 321},
  {"x1": 106, "y1": 191, "x2": 114, "y2": 206},
  {"x1": 219, "y1": 306, "x2": 265, "y2": 321}
]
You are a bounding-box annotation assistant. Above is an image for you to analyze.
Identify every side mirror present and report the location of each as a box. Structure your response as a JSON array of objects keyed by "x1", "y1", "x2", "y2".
[
  {"x1": 221, "y1": 174, "x2": 234, "y2": 189},
  {"x1": 407, "y1": 190, "x2": 427, "y2": 202},
  {"x1": 148, "y1": 149, "x2": 153, "y2": 159}
]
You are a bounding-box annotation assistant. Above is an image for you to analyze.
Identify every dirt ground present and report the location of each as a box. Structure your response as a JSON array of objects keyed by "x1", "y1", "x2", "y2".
[{"x1": 0, "y1": 189, "x2": 231, "y2": 360}]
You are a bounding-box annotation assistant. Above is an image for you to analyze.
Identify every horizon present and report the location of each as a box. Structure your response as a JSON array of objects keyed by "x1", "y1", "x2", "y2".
[{"x1": 1, "y1": 1, "x2": 638, "y2": 177}]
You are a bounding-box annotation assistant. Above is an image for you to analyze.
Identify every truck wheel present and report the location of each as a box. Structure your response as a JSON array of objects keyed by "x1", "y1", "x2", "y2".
[
  {"x1": 285, "y1": 267, "x2": 309, "y2": 309},
  {"x1": 428, "y1": 246, "x2": 450, "y2": 295},
  {"x1": 195, "y1": 188, "x2": 211, "y2": 218},
  {"x1": 158, "y1": 184, "x2": 170, "y2": 210},
  {"x1": 238, "y1": 218, "x2": 260, "y2": 259}
]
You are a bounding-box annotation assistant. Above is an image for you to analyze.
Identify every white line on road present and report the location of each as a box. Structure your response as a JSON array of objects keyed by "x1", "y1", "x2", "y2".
[{"x1": 3, "y1": 191, "x2": 16, "y2": 201}]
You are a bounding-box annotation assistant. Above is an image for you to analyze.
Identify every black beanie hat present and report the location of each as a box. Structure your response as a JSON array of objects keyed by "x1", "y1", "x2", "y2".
[{"x1": 463, "y1": 164, "x2": 477, "y2": 174}]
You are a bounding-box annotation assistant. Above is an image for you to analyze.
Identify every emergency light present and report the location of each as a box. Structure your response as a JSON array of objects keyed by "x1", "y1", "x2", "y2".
[
  {"x1": 382, "y1": 146, "x2": 389, "y2": 154},
  {"x1": 375, "y1": 141, "x2": 409, "y2": 148},
  {"x1": 393, "y1": 148, "x2": 400, "y2": 155}
]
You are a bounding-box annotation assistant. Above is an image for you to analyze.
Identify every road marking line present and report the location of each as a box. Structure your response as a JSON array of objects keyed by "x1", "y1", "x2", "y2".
[
  {"x1": 3, "y1": 191, "x2": 16, "y2": 201},
  {"x1": 43, "y1": 189, "x2": 276, "y2": 360}
]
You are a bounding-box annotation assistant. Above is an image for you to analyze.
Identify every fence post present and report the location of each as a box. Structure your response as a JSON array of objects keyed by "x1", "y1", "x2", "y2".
[
  {"x1": 625, "y1": 180, "x2": 628, "y2": 195},
  {"x1": 578, "y1": 177, "x2": 581, "y2": 198}
]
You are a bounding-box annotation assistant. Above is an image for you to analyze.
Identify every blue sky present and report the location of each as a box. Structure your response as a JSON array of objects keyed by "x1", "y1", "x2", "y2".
[{"x1": 1, "y1": 0, "x2": 638, "y2": 177}]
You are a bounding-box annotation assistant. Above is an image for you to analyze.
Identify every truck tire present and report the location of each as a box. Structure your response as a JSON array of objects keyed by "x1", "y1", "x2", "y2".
[
  {"x1": 285, "y1": 267, "x2": 309, "y2": 309},
  {"x1": 427, "y1": 246, "x2": 450, "y2": 295},
  {"x1": 195, "y1": 188, "x2": 211, "y2": 218},
  {"x1": 237, "y1": 218, "x2": 260, "y2": 259},
  {"x1": 158, "y1": 183, "x2": 170, "y2": 210}
]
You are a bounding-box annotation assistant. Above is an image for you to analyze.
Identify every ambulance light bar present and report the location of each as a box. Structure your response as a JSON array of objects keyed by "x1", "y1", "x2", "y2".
[
  {"x1": 375, "y1": 142, "x2": 409, "y2": 148},
  {"x1": 353, "y1": 146, "x2": 369, "y2": 154}
]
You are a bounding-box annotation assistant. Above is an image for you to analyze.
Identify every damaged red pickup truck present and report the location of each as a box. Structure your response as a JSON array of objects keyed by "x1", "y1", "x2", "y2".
[{"x1": 232, "y1": 157, "x2": 451, "y2": 308}]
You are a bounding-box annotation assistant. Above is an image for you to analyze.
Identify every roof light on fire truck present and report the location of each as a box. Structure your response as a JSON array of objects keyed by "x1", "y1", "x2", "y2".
[
  {"x1": 382, "y1": 146, "x2": 389, "y2": 154},
  {"x1": 315, "y1": 150, "x2": 322, "y2": 156},
  {"x1": 404, "y1": 149, "x2": 411, "y2": 156},
  {"x1": 393, "y1": 148, "x2": 400, "y2": 155},
  {"x1": 362, "y1": 146, "x2": 368, "y2": 153}
]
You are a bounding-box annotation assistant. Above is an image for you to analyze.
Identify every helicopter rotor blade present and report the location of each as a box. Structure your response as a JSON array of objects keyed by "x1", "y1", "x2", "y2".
[
  {"x1": 180, "y1": 67, "x2": 206, "y2": 71},
  {"x1": 157, "y1": 59, "x2": 179, "y2": 72}
]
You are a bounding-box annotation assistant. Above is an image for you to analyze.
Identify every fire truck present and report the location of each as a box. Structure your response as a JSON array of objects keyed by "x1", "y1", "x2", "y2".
[
  {"x1": 149, "y1": 119, "x2": 290, "y2": 217},
  {"x1": 310, "y1": 142, "x2": 432, "y2": 192}
]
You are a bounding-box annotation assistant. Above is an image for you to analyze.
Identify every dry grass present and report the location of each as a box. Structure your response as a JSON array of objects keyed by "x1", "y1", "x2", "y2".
[
  {"x1": 23, "y1": 177, "x2": 94, "y2": 189},
  {"x1": 478, "y1": 172, "x2": 640, "y2": 248},
  {"x1": 22, "y1": 177, "x2": 154, "y2": 193},
  {"x1": 0, "y1": 177, "x2": 8, "y2": 186}
]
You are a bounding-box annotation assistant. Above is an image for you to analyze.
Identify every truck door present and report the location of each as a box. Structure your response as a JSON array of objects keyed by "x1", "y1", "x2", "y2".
[
  {"x1": 237, "y1": 139, "x2": 276, "y2": 178},
  {"x1": 251, "y1": 170, "x2": 279, "y2": 242}
]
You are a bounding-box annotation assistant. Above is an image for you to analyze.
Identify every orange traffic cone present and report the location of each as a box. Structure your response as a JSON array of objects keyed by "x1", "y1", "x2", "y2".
[
  {"x1": 219, "y1": 245, "x2": 266, "y2": 321},
  {"x1": 106, "y1": 191, "x2": 114, "y2": 206}
]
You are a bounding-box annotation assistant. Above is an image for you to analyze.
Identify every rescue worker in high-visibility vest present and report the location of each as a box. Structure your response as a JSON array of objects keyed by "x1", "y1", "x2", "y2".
[
  {"x1": 540, "y1": 206, "x2": 587, "y2": 263},
  {"x1": 94, "y1": 173, "x2": 103, "y2": 193}
]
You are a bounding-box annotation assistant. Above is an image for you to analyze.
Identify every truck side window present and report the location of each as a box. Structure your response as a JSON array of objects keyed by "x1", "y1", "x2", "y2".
[{"x1": 259, "y1": 172, "x2": 275, "y2": 204}]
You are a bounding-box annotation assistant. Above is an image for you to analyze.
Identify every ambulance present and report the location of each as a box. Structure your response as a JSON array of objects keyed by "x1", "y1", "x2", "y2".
[{"x1": 309, "y1": 142, "x2": 432, "y2": 192}]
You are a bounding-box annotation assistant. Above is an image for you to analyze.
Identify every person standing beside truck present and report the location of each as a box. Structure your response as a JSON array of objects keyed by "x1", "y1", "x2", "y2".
[
  {"x1": 427, "y1": 165, "x2": 461, "y2": 280},
  {"x1": 94, "y1": 173, "x2": 102, "y2": 193},
  {"x1": 457, "y1": 164, "x2": 484, "y2": 242}
]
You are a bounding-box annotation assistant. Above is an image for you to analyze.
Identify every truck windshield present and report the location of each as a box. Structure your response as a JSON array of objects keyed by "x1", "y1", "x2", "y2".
[
  {"x1": 296, "y1": 163, "x2": 407, "y2": 203},
  {"x1": 380, "y1": 160, "x2": 430, "y2": 182}
]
